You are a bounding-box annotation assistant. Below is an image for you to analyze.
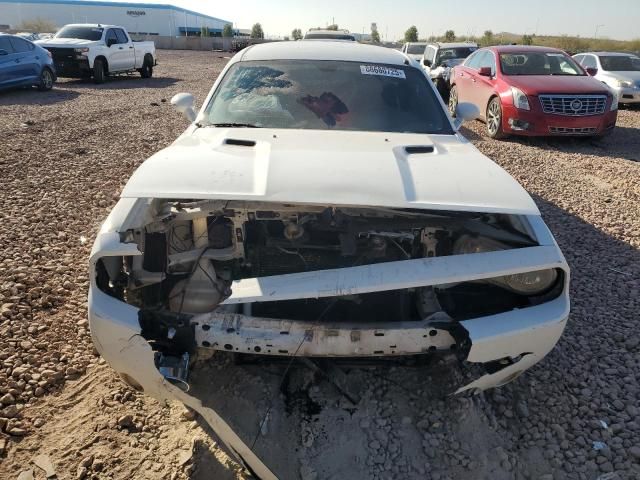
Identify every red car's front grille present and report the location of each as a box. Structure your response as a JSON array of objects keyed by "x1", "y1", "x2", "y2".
[{"x1": 539, "y1": 95, "x2": 607, "y2": 116}]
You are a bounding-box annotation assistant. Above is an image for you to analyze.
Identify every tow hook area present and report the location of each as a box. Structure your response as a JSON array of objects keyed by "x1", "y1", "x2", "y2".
[{"x1": 155, "y1": 352, "x2": 190, "y2": 391}]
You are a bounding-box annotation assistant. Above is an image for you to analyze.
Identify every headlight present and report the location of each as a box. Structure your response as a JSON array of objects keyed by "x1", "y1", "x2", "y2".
[
  {"x1": 494, "y1": 269, "x2": 558, "y2": 295},
  {"x1": 453, "y1": 235, "x2": 558, "y2": 295},
  {"x1": 74, "y1": 47, "x2": 89, "y2": 56},
  {"x1": 610, "y1": 92, "x2": 619, "y2": 111},
  {"x1": 616, "y1": 79, "x2": 633, "y2": 88},
  {"x1": 511, "y1": 87, "x2": 530, "y2": 110}
]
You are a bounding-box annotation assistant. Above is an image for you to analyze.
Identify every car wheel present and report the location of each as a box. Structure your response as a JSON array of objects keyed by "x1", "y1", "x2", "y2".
[
  {"x1": 448, "y1": 86, "x2": 458, "y2": 117},
  {"x1": 486, "y1": 97, "x2": 506, "y2": 139},
  {"x1": 93, "y1": 59, "x2": 106, "y2": 84},
  {"x1": 139, "y1": 56, "x2": 153, "y2": 78},
  {"x1": 37, "y1": 68, "x2": 54, "y2": 91}
]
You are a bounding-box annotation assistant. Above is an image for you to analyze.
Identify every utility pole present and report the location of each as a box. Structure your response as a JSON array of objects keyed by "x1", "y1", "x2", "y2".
[{"x1": 594, "y1": 24, "x2": 604, "y2": 39}]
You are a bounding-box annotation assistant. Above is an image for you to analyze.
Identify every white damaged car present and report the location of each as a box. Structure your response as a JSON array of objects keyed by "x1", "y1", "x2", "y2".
[{"x1": 89, "y1": 41, "x2": 569, "y2": 476}]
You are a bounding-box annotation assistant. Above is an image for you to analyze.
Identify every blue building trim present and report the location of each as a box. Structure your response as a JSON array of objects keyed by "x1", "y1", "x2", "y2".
[{"x1": 0, "y1": 0, "x2": 231, "y2": 25}]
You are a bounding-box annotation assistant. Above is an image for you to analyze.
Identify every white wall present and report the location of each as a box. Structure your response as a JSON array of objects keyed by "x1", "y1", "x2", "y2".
[{"x1": 0, "y1": 1, "x2": 229, "y2": 36}]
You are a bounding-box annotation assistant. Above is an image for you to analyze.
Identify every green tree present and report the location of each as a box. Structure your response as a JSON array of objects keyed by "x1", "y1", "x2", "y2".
[
  {"x1": 327, "y1": 24, "x2": 339, "y2": 31},
  {"x1": 522, "y1": 34, "x2": 533, "y2": 45},
  {"x1": 482, "y1": 30, "x2": 494, "y2": 46},
  {"x1": 371, "y1": 24, "x2": 381, "y2": 43},
  {"x1": 200, "y1": 26, "x2": 209, "y2": 37},
  {"x1": 444, "y1": 30, "x2": 456, "y2": 42},
  {"x1": 292, "y1": 28, "x2": 303, "y2": 40},
  {"x1": 404, "y1": 26, "x2": 418, "y2": 43},
  {"x1": 251, "y1": 23, "x2": 264, "y2": 39},
  {"x1": 222, "y1": 24, "x2": 233, "y2": 38},
  {"x1": 19, "y1": 18, "x2": 57, "y2": 33}
]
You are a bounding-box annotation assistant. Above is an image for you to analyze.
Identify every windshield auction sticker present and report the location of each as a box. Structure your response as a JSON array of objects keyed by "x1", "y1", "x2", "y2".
[{"x1": 360, "y1": 65, "x2": 406, "y2": 79}]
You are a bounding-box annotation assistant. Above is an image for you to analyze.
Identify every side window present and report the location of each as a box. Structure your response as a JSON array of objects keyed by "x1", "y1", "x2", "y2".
[
  {"x1": 582, "y1": 55, "x2": 597, "y2": 69},
  {"x1": 466, "y1": 51, "x2": 487, "y2": 69},
  {"x1": 105, "y1": 29, "x2": 118, "y2": 46},
  {"x1": 10, "y1": 38, "x2": 34, "y2": 53},
  {"x1": 424, "y1": 46, "x2": 436, "y2": 63},
  {"x1": 0, "y1": 37, "x2": 14, "y2": 53},
  {"x1": 115, "y1": 29, "x2": 128, "y2": 44},
  {"x1": 480, "y1": 51, "x2": 497, "y2": 75},
  {"x1": 573, "y1": 54, "x2": 584, "y2": 65}
]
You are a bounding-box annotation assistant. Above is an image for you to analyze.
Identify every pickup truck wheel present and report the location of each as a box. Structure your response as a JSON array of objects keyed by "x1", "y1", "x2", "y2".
[
  {"x1": 139, "y1": 56, "x2": 153, "y2": 78},
  {"x1": 486, "y1": 97, "x2": 507, "y2": 139},
  {"x1": 93, "y1": 59, "x2": 106, "y2": 84},
  {"x1": 37, "y1": 68, "x2": 54, "y2": 91}
]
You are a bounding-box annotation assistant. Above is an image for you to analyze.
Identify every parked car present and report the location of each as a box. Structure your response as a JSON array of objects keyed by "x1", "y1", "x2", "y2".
[
  {"x1": 449, "y1": 45, "x2": 619, "y2": 139},
  {"x1": 0, "y1": 33, "x2": 56, "y2": 91},
  {"x1": 573, "y1": 51, "x2": 640, "y2": 105},
  {"x1": 401, "y1": 42, "x2": 427, "y2": 61},
  {"x1": 36, "y1": 24, "x2": 156, "y2": 84},
  {"x1": 303, "y1": 29, "x2": 356, "y2": 41},
  {"x1": 421, "y1": 42, "x2": 478, "y2": 95},
  {"x1": 88, "y1": 43, "x2": 570, "y2": 468},
  {"x1": 16, "y1": 32, "x2": 41, "y2": 42}
]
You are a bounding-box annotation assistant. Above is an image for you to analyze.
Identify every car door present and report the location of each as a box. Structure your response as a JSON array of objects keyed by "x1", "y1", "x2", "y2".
[
  {"x1": 105, "y1": 28, "x2": 125, "y2": 71},
  {"x1": 454, "y1": 50, "x2": 484, "y2": 104},
  {"x1": 422, "y1": 46, "x2": 436, "y2": 77},
  {"x1": 115, "y1": 28, "x2": 135, "y2": 70},
  {"x1": 9, "y1": 37, "x2": 40, "y2": 82},
  {"x1": 471, "y1": 50, "x2": 498, "y2": 116},
  {"x1": 0, "y1": 36, "x2": 21, "y2": 88}
]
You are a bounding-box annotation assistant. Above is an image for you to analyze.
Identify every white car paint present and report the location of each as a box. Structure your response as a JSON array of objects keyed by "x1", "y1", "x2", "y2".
[
  {"x1": 121, "y1": 129, "x2": 539, "y2": 216},
  {"x1": 37, "y1": 23, "x2": 155, "y2": 73},
  {"x1": 88, "y1": 41, "x2": 570, "y2": 478},
  {"x1": 401, "y1": 42, "x2": 427, "y2": 62},
  {"x1": 573, "y1": 51, "x2": 640, "y2": 104}
]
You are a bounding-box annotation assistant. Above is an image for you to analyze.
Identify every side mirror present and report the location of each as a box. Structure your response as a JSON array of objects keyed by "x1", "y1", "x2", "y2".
[
  {"x1": 453, "y1": 102, "x2": 480, "y2": 130},
  {"x1": 171, "y1": 92, "x2": 196, "y2": 122},
  {"x1": 586, "y1": 67, "x2": 598, "y2": 76},
  {"x1": 106, "y1": 39, "x2": 116, "y2": 47},
  {"x1": 478, "y1": 67, "x2": 492, "y2": 77},
  {"x1": 0, "y1": 49, "x2": 8, "y2": 56},
  {"x1": 423, "y1": 59, "x2": 432, "y2": 67}
]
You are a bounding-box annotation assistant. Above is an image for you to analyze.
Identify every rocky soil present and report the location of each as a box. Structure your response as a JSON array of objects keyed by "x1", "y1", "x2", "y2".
[{"x1": 0, "y1": 50, "x2": 638, "y2": 480}]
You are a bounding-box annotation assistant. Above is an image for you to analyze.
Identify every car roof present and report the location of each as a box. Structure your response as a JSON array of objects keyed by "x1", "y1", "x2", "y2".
[
  {"x1": 489, "y1": 45, "x2": 566, "y2": 54},
  {"x1": 305, "y1": 29, "x2": 351, "y2": 35},
  {"x1": 59, "y1": 23, "x2": 118, "y2": 29},
  {"x1": 579, "y1": 51, "x2": 639, "y2": 57},
  {"x1": 240, "y1": 40, "x2": 409, "y2": 65},
  {"x1": 429, "y1": 42, "x2": 477, "y2": 48}
]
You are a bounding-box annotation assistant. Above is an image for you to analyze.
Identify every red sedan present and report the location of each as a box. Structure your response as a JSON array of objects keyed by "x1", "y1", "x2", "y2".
[{"x1": 448, "y1": 45, "x2": 618, "y2": 139}]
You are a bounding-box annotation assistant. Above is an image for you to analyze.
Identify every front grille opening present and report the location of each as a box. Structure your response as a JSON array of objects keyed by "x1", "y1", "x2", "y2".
[{"x1": 539, "y1": 95, "x2": 607, "y2": 116}]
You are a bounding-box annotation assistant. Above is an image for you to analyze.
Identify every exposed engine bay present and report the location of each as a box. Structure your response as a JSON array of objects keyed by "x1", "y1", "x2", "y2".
[{"x1": 95, "y1": 200, "x2": 562, "y2": 364}]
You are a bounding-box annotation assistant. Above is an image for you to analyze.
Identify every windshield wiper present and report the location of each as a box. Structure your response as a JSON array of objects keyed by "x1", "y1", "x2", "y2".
[{"x1": 209, "y1": 122, "x2": 262, "y2": 128}]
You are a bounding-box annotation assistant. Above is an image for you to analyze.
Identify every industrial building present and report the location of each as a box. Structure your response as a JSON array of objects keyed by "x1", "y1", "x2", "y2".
[{"x1": 0, "y1": 0, "x2": 234, "y2": 37}]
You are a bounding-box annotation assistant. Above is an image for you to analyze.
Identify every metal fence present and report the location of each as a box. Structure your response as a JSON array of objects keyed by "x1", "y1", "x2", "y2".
[{"x1": 129, "y1": 35, "x2": 276, "y2": 52}]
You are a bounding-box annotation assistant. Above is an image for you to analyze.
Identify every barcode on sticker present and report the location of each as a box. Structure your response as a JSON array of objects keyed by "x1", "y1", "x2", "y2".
[{"x1": 360, "y1": 65, "x2": 406, "y2": 79}]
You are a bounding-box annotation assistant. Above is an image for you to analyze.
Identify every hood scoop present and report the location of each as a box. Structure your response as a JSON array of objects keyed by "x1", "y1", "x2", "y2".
[
  {"x1": 224, "y1": 138, "x2": 256, "y2": 147},
  {"x1": 404, "y1": 145, "x2": 434, "y2": 154}
]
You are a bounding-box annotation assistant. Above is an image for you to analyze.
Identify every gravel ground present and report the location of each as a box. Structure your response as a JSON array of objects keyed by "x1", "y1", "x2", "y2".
[{"x1": 0, "y1": 50, "x2": 638, "y2": 480}]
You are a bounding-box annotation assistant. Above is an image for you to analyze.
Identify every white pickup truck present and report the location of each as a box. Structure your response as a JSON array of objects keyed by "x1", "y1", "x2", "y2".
[{"x1": 37, "y1": 24, "x2": 156, "y2": 83}]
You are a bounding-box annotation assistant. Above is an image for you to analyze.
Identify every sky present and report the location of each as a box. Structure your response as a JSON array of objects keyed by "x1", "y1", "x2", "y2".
[{"x1": 81, "y1": 0, "x2": 640, "y2": 41}]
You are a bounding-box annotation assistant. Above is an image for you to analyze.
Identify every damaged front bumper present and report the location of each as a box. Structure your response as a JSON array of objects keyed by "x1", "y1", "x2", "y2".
[{"x1": 88, "y1": 203, "x2": 569, "y2": 477}]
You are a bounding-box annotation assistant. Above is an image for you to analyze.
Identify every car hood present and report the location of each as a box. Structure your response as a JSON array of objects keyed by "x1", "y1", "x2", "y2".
[
  {"x1": 507, "y1": 75, "x2": 611, "y2": 96},
  {"x1": 120, "y1": 129, "x2": 540, "y2": 216},
  {"x1": 36, "y1": 38, "x2": 100, "y2": 47},
  {"x1": 603, "y1": 71, "x2": 640, "y2": 82}
]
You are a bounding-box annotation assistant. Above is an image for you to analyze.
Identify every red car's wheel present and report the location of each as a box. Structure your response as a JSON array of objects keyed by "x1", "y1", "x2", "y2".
[{"x1": 486, "y1": 97, "x2": 507, "y2": 139}]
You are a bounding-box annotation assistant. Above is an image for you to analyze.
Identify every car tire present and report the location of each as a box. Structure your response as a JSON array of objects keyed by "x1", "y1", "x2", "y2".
[
  {"x1": 448, "y1": 85, "x2": 458, "y2": 117},
  {"x1": 93, "y1": 59, "x2": 106, "y2": 84},
  {"x1": 486, "y1": 97, "x2": 506, "y2": 139},
  {"x1": 139, "y1": 55, "x2": 153, "y2": 78},
  {"x1": 37, "y1": 67, "x2": 54, "y2": 91}
]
